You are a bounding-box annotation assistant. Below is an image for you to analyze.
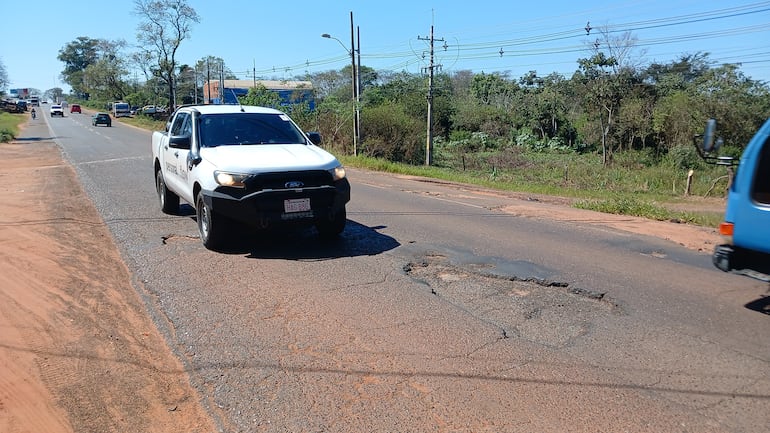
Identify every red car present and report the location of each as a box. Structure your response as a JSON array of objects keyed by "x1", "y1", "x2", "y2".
[{"x1": 70, "y1": 104, "x2": 81, "y2": 114}]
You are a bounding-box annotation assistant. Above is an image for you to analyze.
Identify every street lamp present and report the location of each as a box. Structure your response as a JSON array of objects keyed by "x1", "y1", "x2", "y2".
[{"x1": 322, "y1": 14, "x2": 360, "y2": 156}]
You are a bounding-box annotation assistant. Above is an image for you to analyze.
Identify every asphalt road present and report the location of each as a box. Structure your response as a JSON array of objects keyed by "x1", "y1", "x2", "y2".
[{"x1": 41, "y1": 107, "x2": 769, "y2": 432}]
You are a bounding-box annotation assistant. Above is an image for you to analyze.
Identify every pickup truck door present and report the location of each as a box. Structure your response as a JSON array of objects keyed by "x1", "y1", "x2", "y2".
[{"x1": 162, "y1": 112, "x2": 193, "y2": 203}]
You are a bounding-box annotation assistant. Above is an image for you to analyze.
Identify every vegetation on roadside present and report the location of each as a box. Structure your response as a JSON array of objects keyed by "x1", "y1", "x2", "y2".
[
  {"x1": 341, "y1": 152, "x2": 727, "y2": 227},
  {"x1": 0, "y1": 112, "x2": 21, "y2": 142}
]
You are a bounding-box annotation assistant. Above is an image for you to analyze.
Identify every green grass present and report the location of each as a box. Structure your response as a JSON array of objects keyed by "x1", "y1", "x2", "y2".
[
  {"x1": 121, "y1": 116, "x2": 168, "y2": 131},
  {"x1": 0, "y1": 112, "x2": 23, "y2": 142},
  {"x1": 340, "y1": 152, "x2": 726, "y2": 228},
  {"x1": 574, "y1": 196, "x2": 724, "y2": 227}
]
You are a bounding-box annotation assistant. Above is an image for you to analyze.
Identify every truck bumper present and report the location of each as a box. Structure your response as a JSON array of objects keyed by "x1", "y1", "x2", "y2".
[
  {"x1": 202, "y1": 178, "x2": 350, "y2": 228},
  {"x1": 713, "y1": 244, "x2": 770, "y2": 283}
]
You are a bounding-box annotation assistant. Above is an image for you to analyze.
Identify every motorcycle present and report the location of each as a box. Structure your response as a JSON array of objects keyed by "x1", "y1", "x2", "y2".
[{"x1": 31, "y1": 110, "x2": 36, "y2": 120}]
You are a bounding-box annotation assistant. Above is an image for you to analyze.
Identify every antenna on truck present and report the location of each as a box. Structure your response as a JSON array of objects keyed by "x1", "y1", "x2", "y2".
[{"x1": 229, "y1": 89, "x2": 244, "y2": 112}]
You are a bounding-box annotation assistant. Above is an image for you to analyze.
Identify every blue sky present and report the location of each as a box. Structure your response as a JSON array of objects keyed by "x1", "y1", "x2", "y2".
[{"x1": 2, "y1": 0, "x2": 769, "y2": 94}]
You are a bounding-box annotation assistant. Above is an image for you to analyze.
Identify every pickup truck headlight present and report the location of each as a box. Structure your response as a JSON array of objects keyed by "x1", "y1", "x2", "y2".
[
  {"x1": 330, "y1": 165, "x2": 346, "y2": 181},
  {"x1": 214, "y1": 171, "x2": 249, "y2": 188}
]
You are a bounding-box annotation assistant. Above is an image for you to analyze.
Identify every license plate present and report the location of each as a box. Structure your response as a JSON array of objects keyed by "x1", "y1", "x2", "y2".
[{"x1": 284, "y1": 198, "x2": 310, "y2": 213}]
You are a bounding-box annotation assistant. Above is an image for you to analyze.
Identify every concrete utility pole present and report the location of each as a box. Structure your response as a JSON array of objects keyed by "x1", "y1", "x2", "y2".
[
  {"x1": 419, "y1": 26, "x2": 443, "y2": 166},
  {"x1": 356, "y1": 24, "x2": 361, "y2": 152},
  {"x1": 323, "y1": 12, "x2": 360, "y2": 156},
  {"x1": 349, "y1": 11, "x2": 359, "y2": 156}
]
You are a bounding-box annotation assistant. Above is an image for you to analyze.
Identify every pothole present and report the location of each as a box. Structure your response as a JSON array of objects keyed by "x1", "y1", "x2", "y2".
[{"x1": 403, "y1": 253, "x2": 622, "y2": 348}]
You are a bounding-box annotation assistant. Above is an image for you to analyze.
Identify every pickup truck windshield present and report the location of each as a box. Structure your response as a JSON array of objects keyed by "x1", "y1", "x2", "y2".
[{"x1": 199, "y1": 113, "x2": 307, "y2": 147}]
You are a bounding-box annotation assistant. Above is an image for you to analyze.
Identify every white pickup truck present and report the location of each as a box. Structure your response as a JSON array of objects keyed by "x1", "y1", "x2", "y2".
[{"x1": 152, "y1": 104, "x2": 350, "y2": 250}]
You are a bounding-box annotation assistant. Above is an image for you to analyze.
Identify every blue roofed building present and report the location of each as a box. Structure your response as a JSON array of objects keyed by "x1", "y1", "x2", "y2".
[{"x1": 203, "y1": 79, "x2": 315, "y2": 110}]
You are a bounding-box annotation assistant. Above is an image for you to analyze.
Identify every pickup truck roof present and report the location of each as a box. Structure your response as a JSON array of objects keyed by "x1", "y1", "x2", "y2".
[{"x1": 174, "y1": 104, "x2": 285, "y2": 116}]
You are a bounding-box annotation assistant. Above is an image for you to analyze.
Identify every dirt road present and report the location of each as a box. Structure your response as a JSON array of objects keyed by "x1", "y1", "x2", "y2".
[
  {"x1": 0, "y1": 139, "x2": 217, "y2": 433},
  {"x1": 0, "y1": 127, "x2": 725, "y2": 431}
]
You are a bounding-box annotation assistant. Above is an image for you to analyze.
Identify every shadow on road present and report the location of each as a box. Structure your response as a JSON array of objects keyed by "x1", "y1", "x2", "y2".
[
  {"x1": 744, "y1": 294, "x2": 770, "y2": 315},
  {"x1": 208, "y1": 219, "x2": 400, "y2": 260},
  {"x1": 15, "y1": 136, "x2": 57, "y2": 142}
]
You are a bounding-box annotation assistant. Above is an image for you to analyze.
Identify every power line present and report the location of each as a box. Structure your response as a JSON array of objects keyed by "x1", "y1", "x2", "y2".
[{"x1": 235, "y1": 2, "x2": 770, "y2": 79}]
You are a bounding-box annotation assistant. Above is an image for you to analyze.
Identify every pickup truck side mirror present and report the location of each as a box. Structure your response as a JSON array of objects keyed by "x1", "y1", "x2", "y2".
[
  {"x1": 169, "y1": 134, "x2": 191, "y2": 149},
  {"x1": 307, "y1": 132, "x2": 322, "y2": 145},
  {"x1": 695, "y1": 119, "x2": 735, "y2": 166}
]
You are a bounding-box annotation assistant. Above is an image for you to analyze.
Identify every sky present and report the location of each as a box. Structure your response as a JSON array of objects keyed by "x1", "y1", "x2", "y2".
[{"x1": 2, "y1": 0, "x2": 769, "y2": 95}]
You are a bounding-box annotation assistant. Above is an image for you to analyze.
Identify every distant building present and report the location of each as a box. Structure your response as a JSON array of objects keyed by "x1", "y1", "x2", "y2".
[{"x1": 203, "y1": 79, "x2": 314, "y2": 109}]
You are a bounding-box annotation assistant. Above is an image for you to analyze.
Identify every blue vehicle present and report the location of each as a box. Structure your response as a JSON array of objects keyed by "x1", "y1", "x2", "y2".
[{"x1": 698, "y1": 119, "x2": 770, "y2": 282}]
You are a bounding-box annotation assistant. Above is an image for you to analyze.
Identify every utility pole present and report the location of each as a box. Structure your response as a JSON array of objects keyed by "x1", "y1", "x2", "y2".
[
  {"x1": 356, "y1": 25, "x2": 362, "y2": 152},
  {"x1": 322, "y1": 13, "x2": 360, "y2": 156},
  {"x1": 349, "y1": 11, "x2": 358, "y2": 156},
  {"x1": 419, "y1": 25, "x2": 443, "y2": 166},
  {"x1": 206, "y1": 59, "x2": 211, "y2": 103}
]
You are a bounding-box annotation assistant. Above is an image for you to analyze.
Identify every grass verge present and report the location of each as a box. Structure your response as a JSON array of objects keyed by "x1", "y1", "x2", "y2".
[
  {"x1": 0, "y1": 112, "x2": 23, "y2": 142},
  {"x1": 341, "y1": 154, "x2": 725, "y2": 228}
]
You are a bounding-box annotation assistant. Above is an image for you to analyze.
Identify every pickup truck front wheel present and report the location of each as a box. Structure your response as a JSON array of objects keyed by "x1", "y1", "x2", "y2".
[
  {"x1": 316, "y1": 208, "x2": 346, "y2": 238},
  {"x1": 196, "y1": 193, "x2": 228, "y2": 250},
  {"x1": 156, "y1": 169, "x2": 179, "y2": 214}
]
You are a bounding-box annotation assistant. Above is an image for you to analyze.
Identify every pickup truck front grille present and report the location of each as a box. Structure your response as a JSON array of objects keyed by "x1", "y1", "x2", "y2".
[{"x1": 245, "y1": 170, "x2": 333, "y2": 192}]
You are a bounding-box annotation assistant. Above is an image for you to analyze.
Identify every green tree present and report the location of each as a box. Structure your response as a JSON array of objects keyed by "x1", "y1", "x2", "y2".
[
  {"x1": 238, "y1": 85, "x2": 282, "y2": 107},
  {"x1": 313, "y1": 97, "x2": 354, "y2": 155},
  {"x1": 652, "y1": 90, "x2": 701, "y2": 150},
  {"x1": 57, "y1": 37, "x2": 101, "y2": 97},
  {"x1": 519, "y1": 72, "x2": 570, "y2": 142},
  {"x1": 45, "y1": 87, "x2": 65, "y2": 103},
  {"x1": 134, "y1": 0, "x2": 200, "y2": 110},
  {"x1": 575, "y1": 52, "x2": 626, "y2": 165},
  {"x1": 695, "y1": 64, "x2": 770, "y2": 149},
  {"x1": 470, "y1": 72, "x2": 519, "y2": 110},
  {"x1": 81, "y1": 39, "x2": 129, "y2": 102},
  {"x1": 176, "y1": 64, "x2": 198, "y2": 104}
]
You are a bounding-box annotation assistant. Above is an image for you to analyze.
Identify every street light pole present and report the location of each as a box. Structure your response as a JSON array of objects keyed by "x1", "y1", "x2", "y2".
[{"x1": 322, "y1": 11, "x2": 359, "y2": 156}]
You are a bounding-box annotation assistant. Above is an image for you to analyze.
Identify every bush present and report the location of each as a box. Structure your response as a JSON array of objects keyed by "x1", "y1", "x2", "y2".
[
  {"x1": 0, "y1": 128, "x2": 14, "y2": 142},
  {"x1": 666, "y1": 144, "x2": 704, "y2": 170},
  {"x1": 361, "y1": 104, "x2": 424, "y2": 164}
]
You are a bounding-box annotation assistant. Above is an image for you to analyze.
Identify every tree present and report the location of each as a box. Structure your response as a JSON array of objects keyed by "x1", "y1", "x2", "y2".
[
  {"x1": 81, "y1": 39, "x2": 130, "y2": 101},
  {"x1": 45, "y1": 88, "x2": 65, "y2": 103},
  {"x1": 695, "y1": 64, "x2": 770, "y2": 149},
  {"x1": 175, "y1": 64, "x2": 197, "y2": 104},
  {"x1": 575, "y1": 52, "x2": 627, "y2": 165},
  {"x1": 307, "y1": 70, "x2": 347, "y2": 100},
  {"x1": 0, "y1": 58, "x2": 8, "y2": 94},
  {"x1": 57, "y1": 37, "x2": 101, "y2": 97},
  {"x1": 470, "y1": 72, "x2": 518, "y2": 110},
  {"x1": 590, "y1": 27, "x2": 647, "y2": 73},
  {"x1": 238, "y1": 85, "x2": 281, "y2": 108},
  {"x1": 134, "y1": 0, "x2": 200, "y2": 110}
]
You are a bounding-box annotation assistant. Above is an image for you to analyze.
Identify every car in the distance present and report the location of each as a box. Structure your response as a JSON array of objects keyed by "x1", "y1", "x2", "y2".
[
  {"x1": 50, "y1": 104, "x2": 64, "y2": 117},
  {"x1": 70, "y1": 104, "x2": 81, "y2": 114},
  {"x1": 141, "y1": 105, "x2": 158, "y2": 115},
  {"x1": 92, "y1": 112, "x2": 111, "y2": 127}
]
